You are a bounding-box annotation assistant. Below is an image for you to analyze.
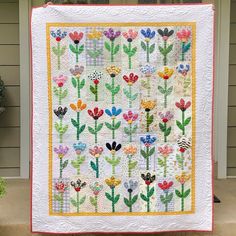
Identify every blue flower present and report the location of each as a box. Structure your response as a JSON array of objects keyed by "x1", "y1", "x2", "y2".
[
  {"x1": 140, "y1": 64, "x2": 156, "y2": 76},
  {"x1": 73, "y1": 142, "x2": 86, "y2": 154},
  {"x1": 50, "y1": 29, "x2": 67, "y2": 41},
  {"x1": 140, "y1": 135, "x2": 157, "y2": 146},
  {"x1": 105, "y1": 106, "x2": 122, "y2": 117},
  {"x1": 141, "y1": 28, "x2": 155, "y2": 40},
  {"x1": 176, "y1": 64, "x2": 190, "y2": 76},
  {"x1": 124, "y1": 180, "x2": 138, "y2": 193}
]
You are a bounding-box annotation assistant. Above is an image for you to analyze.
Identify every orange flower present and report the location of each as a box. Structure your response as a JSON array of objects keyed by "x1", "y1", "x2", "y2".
[{"x1": 70, "y1": 99, "x2": 87, "y2": 112}]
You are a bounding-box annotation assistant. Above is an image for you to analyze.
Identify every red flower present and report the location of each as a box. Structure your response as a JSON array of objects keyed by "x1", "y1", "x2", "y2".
[
  {"x1": 123, "y1": 110, "x2": 138, "y2": 124},
  {"x1": 179, "y1": 147, "x2": 185, "y2": 153},
  {"x1": 88, "y1": 107, "x2": 104, "y2": 120},
  {"x1": 123, "y1": 73, "x2": 139, "y2": 85},
  {"x1": 175, "y1": 98, "x2": 191, "y2": 111},
  {"x1": 55, "y1": 181, "x2": 68, "y2": 193},
  {"x1": 158, "y1": 181, "x2": 173, "y2": 191},
  {"x1": 69, "y1": 31, "x2": 83, "y2": 44}
]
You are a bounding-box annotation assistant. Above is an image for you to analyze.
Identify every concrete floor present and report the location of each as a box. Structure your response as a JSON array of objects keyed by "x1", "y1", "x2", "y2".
[{"x1": 0, "y1": 179, "x2": 235, "y2": 236}]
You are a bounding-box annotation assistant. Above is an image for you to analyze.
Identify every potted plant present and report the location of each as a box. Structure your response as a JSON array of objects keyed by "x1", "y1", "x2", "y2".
[{"x1": 0, "y1": 76, "x2": 5, "y2": 114}]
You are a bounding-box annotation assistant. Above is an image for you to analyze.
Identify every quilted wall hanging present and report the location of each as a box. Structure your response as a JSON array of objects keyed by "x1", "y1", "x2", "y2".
[{"x1": 31, "y1": 4, "x2": 214, "y2": 234}]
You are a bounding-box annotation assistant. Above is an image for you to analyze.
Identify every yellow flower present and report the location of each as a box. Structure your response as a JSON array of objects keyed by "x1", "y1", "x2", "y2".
[
  {"x1": 106, "y1": 66, "x2": 121, "y2": 77},
  {"x1": 123, "y1": 145, "x2": 137, "y2": 156},
  {"x1": 87, "y1": 28, "x2": 102, "y2": 40},
  {"x1": 141, "y1": 99, "x2": 156, "y2": 111},
  {"x1": 105, "y1": 176, "x2": 121, "y2": 188},
  {"x1": 175, "y1": 172, "x2": 191, "y2": 185},
  {"x1": 158, "y1": 67, "x2": 174, "y2": 80},
  {"x1": 70, "y1": 99, "x2": 87, "y2": 112}
]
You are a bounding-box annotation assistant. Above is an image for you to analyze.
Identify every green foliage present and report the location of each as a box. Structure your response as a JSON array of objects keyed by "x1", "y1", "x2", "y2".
[{"x1": 0, "y1": 177, "x2": 6, "y2": 198}]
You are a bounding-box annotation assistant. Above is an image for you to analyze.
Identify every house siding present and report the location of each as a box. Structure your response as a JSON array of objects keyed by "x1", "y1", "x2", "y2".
[{"x1": 0, "y1": 0, "x2": 20, "y2": 177}]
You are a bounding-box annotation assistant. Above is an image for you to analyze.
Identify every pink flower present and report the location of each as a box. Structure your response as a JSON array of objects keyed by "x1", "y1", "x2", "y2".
[
  {"x1": 53, "y1": 75, "x2": 68, "y2": 87},
  {"x1": 177, "y1": 29, "x2": 191, "y2": 43},
  {"x1": 123, "y1": 110, "x2": 138, "y2": 124},
  {"x1": 69, "y1": 31, "x2": 83, "y2": 44},
  {"x1": 89, "y1": 146, "x2": 103, "y2": 158},
  {"x1": 158, "y1": 181, "x2": 173, "y2": 191},
  {"x1": 159, "y1": 111, "x2": 173, "y2": 123},
  {"x1": 175, "y1": 98, "x2": 191, "y2": 111},
  {"x1": 122, "y1": 29, "x2": 138, "y2": 42},
  {"x1": 55, "y1": 181, "x2": 68, "y2": 193},
  {"x1": 158, "y1": 145, "x2": 173, "y2": 157}
]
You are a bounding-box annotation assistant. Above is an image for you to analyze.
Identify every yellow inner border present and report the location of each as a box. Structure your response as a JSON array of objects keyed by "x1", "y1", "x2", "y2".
[{"x1": 46, "y1": 22, "x2": 196, "y2": 216}]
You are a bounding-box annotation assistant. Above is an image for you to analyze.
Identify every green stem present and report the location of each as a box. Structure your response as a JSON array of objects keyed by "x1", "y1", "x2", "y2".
[
  {"x1": 77, "y1": 112, "x2": 80, "y2": 140},
  {"x1": 59, "y1": 118, "x2": 63, "y2": 143},
  {"x1": 96, "y1": 157, "x2": 99, "y2": 178},
  {"x1": 181, "y1": 152, "x2": 184, "y2": 171},
  {"x1": 111, "y1": 76, "x2": 115, "y2": 104},
  {"x1": 128, "y1": 155, "x2": 131, "y2": 177},
  {"x1": 76, "y1": 44, "x2": 79, "y2": 63},
  {"x1": 57, "y1": 42, "x2": 60, "y2": 70},
  {"x1": 128, "y1": 85, "x2": 132, "y2": 108},
  {"x1": 95, "y1": 84, "x2": 98, "y2": 101},
  {"x1": 59, "y1": 87, "x2": 62, "y2": 105},
  {"x1": 76, "y1": 157, "x2": 81, "y2": 175},
  {"x1": 164, "y1": 122, "x2": 167, "y2": 142},
  {"x1": 129, "y1": 123, "x2": 132, "y2": 142},
  {"x1": 165, "y1": 192, "x2": 168, "y2": 212},
  {"x1": 128, "y1": 41, "x2": 132, "y2": 69},
  {"x1": 93, "y1": 40, "x2": 97, "y2": 66},
  {"x1": 59, "y1": 158, "x2": 62, "y2": 178},
  {"x1": 95, "y1": 195, "x2": 98, "y2": 212},
  {"x1": 146, "y1": 146, "x2": 150, "y2": 171},
  {"x1": 164, "y1": 40, "x2": 167, "y2": 65},
  {"x1": 146, "y1": 111, "x2": 150, "y2": 132},
  {"x1": 111, "y1": 187, "x2": 115, "y2": 212},
  {"x1": 181, "y1": 184, "x2": 184, "y2": 211},
  {"x1": 164, "y1": 79, "x2": 167, "y2": 108},
  {"x1": 147, "y1": 77, "x2": 150, "y2": 97},
  {"x1": 182, "y1": 110, "x2": 185, "y2": 135},
  {"x1": 60, "y1": 192, "x2": 63, "y2": 213},
  {"x1": 147, "y1": 185, "x2": 150, "y2": 212},
  {"x1": 112, "y1": 154, "x2": 115, "y2": 174},
  {"x1": 129, "y1": 191, "x2": 132, "y2": 212},
  {"x1": 77, "y1": 77, "x2": 80, "y2": 98},
  {"x1": 77, "y1": 191, "x2": 80, "y2": 213},
  {"x1": 95, "y1": 120, "x2": 98, "y2": 143},
  {"x1": 181, "y1": 42, "x2": 185, "y2": 61},
  {"x1": 112, "y1": 119, "x2": 115, "y2": 139},
  {"x1": 146, "y1": 41, "x2": 149, "y2": 63},
  {"x1": 111, "y1": 40, "x2": 114, "y2": 62},
  {"x1": 164, "y1": 156, "x2": 167, "y2": 177}
]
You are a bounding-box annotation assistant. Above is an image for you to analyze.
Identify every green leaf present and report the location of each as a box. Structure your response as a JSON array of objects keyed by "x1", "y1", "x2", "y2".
[
  {"x1": 183, "y1": 189, "x2": 190, "y2": 198},
  {"x1": 158, "y1": 158, "x2": 164, "y2": 167},
  {"x1": 129, "y1": 47, "x2": 137, "y2": 57},
  {"x1": 149, "y1": 43, "x2": 155, "y2": 54},
  {"x1": 53, "y1": 86, "x2": 59, "y2": 96},
  {"x1": 72, "y1": 77, "x2": 77, "y2": 88},
  {"x1": 141, "y1": 149, "x2": 148, "y2": 159},
  {"x1": 79, "y1": 124, "x2": 86, "y2": 134},
  {"x1": 160, "y1": 195, "x2": 166, "y2": 204},
  {"x1": 176, "y1": 120, "x2": 184, "y2": 131},
  {"x1": 69, "y1": 44, "x2": 76, "y2": 53},
  {"x1": 148, "y1": 187, "x2": 154, "y2": 197},
  {"x1": 159, "y1": 123, "x2": 165, "y2": 132},
  {"x1": 184, "y1": 117, "x2": 191, "y2": 126},
  {"x1": 61, "y1": 89, "x2": 68, "y2": 99},
  {"x1": 96, "y1": 123, "x2": 103, "y2": 132},
  {"x1": 147, "y1": 115, "x2": 153, "y2": 125},
  {"x1": 113, "y1": 85, "x2": 120, "y2": 95},
  {"x1": 95, "y1": 49, "x2": 102, "y2": 57},
  {"x1": 105, "y1": 83, "x2": 112, "y2": 91},
  {"x1": 70, "y1": 198, "x2": 77, "y2": 207},
  {"x1": 90, "y1": 196, "x2": 96, "y2": 206},
  {"x1": 131, "y1": 93, "x2": 138, "y2": 101},
  {"x1": 88, "y1": 126, "x2": 95, "y2": 134},
  {"x1": 105, "y1": 122, "x2": 113, "y2": 130},
  {"x1": 60, "y1": 46, "x2": 66, "y2": 56},
  {"x1": 124, "y1": 197, "x2": 131, "y2": 207},
  {"x1": 79, "y1": 195, "x2": 86, "y2": 205},
  {"x1": 87, "y1": 49, "x2": 96, "y2": 58},
  {"x1": 129, "y1": 161, "x2": 137, "y2": 170},
  {"x1": 105, "y1": 192, "x2": 113, "y2": 201},
  {"x1": 54, "y1": 194, "x2": 62, "y2": 202},
  {"x1": 166, "y1": 44, "x2": 173, "y2": 54},
  {"x1": 105, "y1": 156, "x2": 113, "y2": 165},
  {"x1": 158, "y1": 46, "x2": 165, "y2": 55},
  {"x1": 176, "y1": 154, "x2": 184, "y2": 165},
  {"x1": 54, "y1": 122, "x2": 60, "y2": 132},
  {"x1": 114, "y1": 194, "x2": 120, "y2": 204},
  {"x1": 183, "y1": 42, "x2": 191, "y2": 53},
  {"x1": 141, "y1": 41, "x2": 146, "y2": 51},
  {"x1": 62, "y1": 160, "x2": 68, "y2": 169},
  {"x1": 62, "y1": 125, "x2": 68, "y2": 134},
  {"x1": 71, "y1": 118, "x2": 78, "y2": 127},
  {"x1": 166, "y1": 192, "x2": 173, "y2": 202},
  {"x1": 158, "y1": 86, "x2": 165, "y2": 94},
  {"x1": 175, "y1": 189, "x2": 182, "y2": 198},
  {"x1": 123, "y1": 88, "x2": 131, "y2": 99},
  {"x1": 105, "y1": 41, "x2": 111, "y2": 52},
  {"x1": 113, "y1": 44, "x2": 120, "y2": 55},
  {"x1": 132, "y1": 124, "x2": 138, "y2": 133},
  {"x1": 124, "y1": 126, "x2": 131, "y2": 135},
  {"x1": 123, "y1": 44, "x2": 129, "y2": 54},
  {"x1": 79, "y1": 79, "x2": 85, "y2": 89},
  {"x1": 166, "y1": 86, "x2": 173, "y2": 96},
  {"x1": 140, "y1": 193, "x2": 148, "y2": 202},
  {"x1": 90, "y1": 85, "x2": 96, "y2": 94},
  {"x1": 78, "y1": 44, "x2": 84, "y2": 54},
  {"x1": 131, "y1": 194, "x2": 138, "y2": 204},
  {"x1": 164, "y1": 127, "x2": 171, "y2": 137},
  {"x1": 114, "y1": 121, "x2": 121, "y2": 129},
  {"x1": 148, "y1": 147, "x2": 155, "y2": 157},
  {"x1": 90, "y1": 161, "x2": 97, "y2": 171},
  {"x1": 52, "y1": 46, "x2": 58, "y2": 56},
  {"x1": 113, "y1": 156, "x2": 121, "y2": 166}
]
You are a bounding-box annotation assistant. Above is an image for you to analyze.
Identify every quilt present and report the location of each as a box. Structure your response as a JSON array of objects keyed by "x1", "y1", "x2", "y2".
[{"x1": 31, "y1": 4, "x2": 214, "y2": 234}]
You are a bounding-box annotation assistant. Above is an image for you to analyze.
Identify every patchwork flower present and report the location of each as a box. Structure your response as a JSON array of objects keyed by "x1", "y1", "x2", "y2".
[
  {"x1": 141, "y1": 99, "x2": 156, "y2": 112},
  {"x1": 71, "y1": 179, "x2": 86, "y2": 192},
  {"x1": 53, "y1": 75, "x2": 68, "y2": 87},
  {"x1": 106, "y1": 65, "x2": 121, "y2": 77},
  {"x1": 175, "y1": 172, "x2": 191, "y2": 185},
  {"x1": 105, "y1": 106, "x2": 122, "y2": 118},
  {"x1": 69, "y1": 31, "x2": 83, "y2": 44},
  {"x1": 70, "y1": 65, "x2": 84, "y2": 77},
  {"x1": 123, "y1": 73, "x2": 139, "y2": 85},
  {"x1": 51, "y1": 29, "x2": 67, "y2": 42},
  {"x1": 90, "y1": 182, "x2": 103, "y2": 195},
  {"x1": 106, "y1": 141, "x2": 122, "y2": 154},
  {"x1": 123, "y1": 110, "x2": 138, "y2": 124},
  {"x1": 70, "y1": 99, "x2": 87, "y2": 112},
  {"x1": 177, "y1": 136, "x2": 191, "y2": 153},
  {"x1": 55, "y1": 181, "x2": 68, "y2": 193},
  {"x1": 175, "y1": 98, "x2": 191, "y2": 111},
  {"x1": 54, "y1": 106, "x2": 67, "y2": 119},
  {"x1": 176, "y1": 64, "x2": 190, "y2": 76},
  {"x1": 141, "y1": 172, "x2": 155, "y2": 185},
  {"x1": 54, "y1": 145, "x2": 69, "y2": 159},
  {"x1": 73, "y1": 142, "x2": 86, "y2": 155},
  {"x1": 122, "y1": 29, "x2": 138, "y2": 42},
  {"x1": 158, "y1": 67, "x2": 174, "y2": 80},
  {"x1": 105, "y1": 176, "x2": 121, "y2": 188},
  {"x1": 124, "y1": 180, "x2": 138, "y2": 193},
  {"x1": 87, "y1": 107, "x2": 104, "y2": 120},
  {"x1": 88, "y1": 71, "x2": 102, "y2": 85},
  {"x1": 157, "y1": 28, "x2": 174, "y2": 41},
  {"x1": 87, "y1": 28, "x2": 103, "y2": 40},
  {"x1": 140, "y1": 135, "x2": 156, "y2": 147},
  {"x1": 140, "y1": 64, "x2": 156, "y2": 77},
  {"x1": 159, "y1": 111, "x2": 173, "y2": 123},
  {"x1": 89, "y1": 146, "x2": 103, "y2": 158},
  {"x1": 177, "y1": 29, "x2": 191, "y2": 43},
  {"x1": 104, "y1": 28, "x2": 121, "y2": 41},
  {"x1": 141, "y1": 28, "x2": 155, "y2": 42},
  {"x1": 158, "y1": 145, "x2": 173, "y2": 157},
  {"x1": 123, "y1": 144, "x2": 137, "y2": 156},
  {"x1": 158, "y1": 181, "x2": 173, "y2": 192}
]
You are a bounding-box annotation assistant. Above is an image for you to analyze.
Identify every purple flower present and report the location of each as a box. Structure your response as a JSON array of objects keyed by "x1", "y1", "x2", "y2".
[
  {"x1": 54, "y1": 145, "x2": 69, "y2": 159},
  {"x1": 104, "y1": 28, "x2": 121, "y2": 41}
]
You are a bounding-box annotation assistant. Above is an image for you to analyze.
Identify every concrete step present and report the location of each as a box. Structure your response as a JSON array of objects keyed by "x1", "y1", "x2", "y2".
[{"x1": 0, "y1": 179, "x2": 235, "y2": 236}]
